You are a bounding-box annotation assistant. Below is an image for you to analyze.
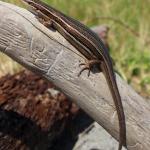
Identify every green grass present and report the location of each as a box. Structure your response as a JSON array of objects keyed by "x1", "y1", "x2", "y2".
[{"x1": 1, "y1": 0, "x2": 150, "y2": 97}]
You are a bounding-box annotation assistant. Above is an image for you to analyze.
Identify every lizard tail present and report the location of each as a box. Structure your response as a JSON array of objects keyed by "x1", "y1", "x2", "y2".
[{"x1": 100, "y1": 61, "x2": 127, "y2": 150}]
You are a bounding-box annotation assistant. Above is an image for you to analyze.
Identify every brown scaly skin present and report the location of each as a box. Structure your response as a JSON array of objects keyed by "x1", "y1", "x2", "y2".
[{"x1": 22, "y1": 0, "x2": 127, "y2": 149}]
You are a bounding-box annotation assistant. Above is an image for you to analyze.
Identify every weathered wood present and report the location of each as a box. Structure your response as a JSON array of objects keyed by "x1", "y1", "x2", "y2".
[
  {"x1": 73, "y1": 122, "x2": 125, "y2": 150},
  {"x1": 0, "y1": 1, "x2": 150, "y2": 150}
]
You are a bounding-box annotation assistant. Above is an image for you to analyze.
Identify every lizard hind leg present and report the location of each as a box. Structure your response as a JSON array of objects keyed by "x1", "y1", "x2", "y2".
[{"x1": 78, "y1": 59, "x2": 101, "y2": 77}]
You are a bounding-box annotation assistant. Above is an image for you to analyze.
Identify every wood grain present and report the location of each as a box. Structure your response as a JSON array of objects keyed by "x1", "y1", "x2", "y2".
[{"x1": 0, "y1": 1, "x2": 150, "y2": 149}]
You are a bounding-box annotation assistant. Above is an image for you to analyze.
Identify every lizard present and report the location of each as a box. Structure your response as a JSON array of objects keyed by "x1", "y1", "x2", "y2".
[{"x1": 22, "y1": 0, "x2": 127, "y2": 149}]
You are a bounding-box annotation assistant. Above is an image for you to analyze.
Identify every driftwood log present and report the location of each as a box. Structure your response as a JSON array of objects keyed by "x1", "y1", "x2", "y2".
[{"x1": 0, "y1": 1, "x2": 150, "y2": 150}]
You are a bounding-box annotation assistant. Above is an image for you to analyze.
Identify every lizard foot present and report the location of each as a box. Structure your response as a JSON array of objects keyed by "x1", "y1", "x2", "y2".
[
  {"x1": 78, "y1": 59, "x2": 101, "y2": 77},
  {"x1": 33, "y1": 9, "x2": 53, "y2": 28}
]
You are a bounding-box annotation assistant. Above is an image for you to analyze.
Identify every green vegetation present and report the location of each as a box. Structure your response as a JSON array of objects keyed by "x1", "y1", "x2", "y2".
[{"x1": 1, "y1": 0, "x2": 150, "y2": 97}]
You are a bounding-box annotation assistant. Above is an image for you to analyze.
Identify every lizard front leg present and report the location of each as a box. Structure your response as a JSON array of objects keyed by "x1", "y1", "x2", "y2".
[{"x1": 31, "y1": 8, "x2": 54, "y2": 29}]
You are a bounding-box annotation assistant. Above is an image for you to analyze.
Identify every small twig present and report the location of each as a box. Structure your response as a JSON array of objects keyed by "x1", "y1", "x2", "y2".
[
  {"x1": 90, "y1": 16, "x2": 140, "y2": 37},
  {"x1": 87, "y1": 16, "x2": 150, "y2": 46}
]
